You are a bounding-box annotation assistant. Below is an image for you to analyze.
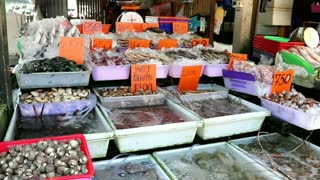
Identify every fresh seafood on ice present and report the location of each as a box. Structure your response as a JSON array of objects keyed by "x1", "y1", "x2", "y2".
[
  {"x1": 88, "y1": 49, "x2": 129, "y2": 66},
  {"x1": 98, "y1": 86, "x2": 160, "y2": 97},
  {"x1": 124, "y1": 48, "x2": 173, "y2": 65},
  {"x1": 282, "y1": 46, "x2": 320, "y2": 68}
]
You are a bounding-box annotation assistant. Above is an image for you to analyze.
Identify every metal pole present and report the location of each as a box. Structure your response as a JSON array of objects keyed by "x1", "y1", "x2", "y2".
[{"x1": 0, "y1": 0, "x2": 13, "y2": 116}]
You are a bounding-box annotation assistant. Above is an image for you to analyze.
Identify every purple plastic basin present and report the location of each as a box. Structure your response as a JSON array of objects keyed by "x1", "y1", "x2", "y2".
[
  {"x1": 91, "y1": 65, "x2": 131, "y2": 81},
  {"x1": 169, "y1": 65, "x2": 204, "y2": 78},
  {"x1": 203, "y1": 64, "x2": 228, "y2": 77},
  {"x1": 157, "y1": 65, "x2": 169, "y2": 79}
]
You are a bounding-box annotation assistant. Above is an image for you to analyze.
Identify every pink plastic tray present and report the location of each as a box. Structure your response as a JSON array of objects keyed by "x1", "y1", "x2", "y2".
[
  {"x1": 203, "y1": 64, "x2": 228, "y2": 77},
  {"x1": 169, "y1": 65, "x2": 204, "y2": 78},
  {"x1": 261, "y1": 98, "x2": 320, "y2": 131},
  {"x1": 0, "y1": 134, "x2": 94, "y2": 180},
  {"x1": 91, "y1": 65, "x2": 131, "y2": 81}
]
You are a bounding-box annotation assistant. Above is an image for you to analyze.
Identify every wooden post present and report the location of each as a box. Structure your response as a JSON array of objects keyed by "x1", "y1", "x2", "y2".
[
  {"x1": 232, "y1": 0, "x2": 256, "y2": 53},
  {"x1": 0, "y1": 1, "x2": 13, "y2": 117},
  {"x1": 209, "y1": 0, "x2": 216, "y2": 45}
]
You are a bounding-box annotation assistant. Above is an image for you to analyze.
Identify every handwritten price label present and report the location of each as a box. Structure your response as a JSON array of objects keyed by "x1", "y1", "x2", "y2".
[
  {"x1": 191, "y1": 38, "x2": 210, "y2": 47},
  {"x1": 93, "y1": 39, "x2": 113, "y2": 50},
  {"x1": 116, "y1": 22, "x2": 143, "y2": 33},
  {"x1": 128, "y1": 39, "x2": 151, "y2": 49},
  {"x1": 83, "y1": 21, "x2": 102, "y2": 35},
  {"x1": 158, "y1": 39, "x2": 178, "y2": 49},
  {"x1": 143, "y1": 23, "x2": 160, "y2": 30},
  {"x1": 173, "y1": 22, "x2": 189, "y2": 34},
  {"x1": 178, "y1": 66, "x2": 203, "y2": 91},
  {"x1": 228, "y1": 53, "x2": 248, "y2": 70},
  {"x1": 271, "y1": 70, "x2": 294, "y2": 94},
  {"x1": 131, "y1": 64, "x2": 157, "y2": 94},
  {"x1": 59, "y1": 37, "x2": 85, "y2": 64}
]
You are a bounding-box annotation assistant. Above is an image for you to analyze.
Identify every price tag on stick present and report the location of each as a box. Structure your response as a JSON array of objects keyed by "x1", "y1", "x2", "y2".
[
  {"x1": 128, "y1": 39, "x2": 151, "y2": 48},
  {"x1": 228, "y1": 53, "x2": 248, "y2": 70},
  {"x1": 158, "y1": 39, "x2": 178, "y2": 49},
  {"x1": 83, "y1": 21, "x2": 102, "y2": 35},
  {"x1": 173, "y1": 22, "x2": 189, "y2": 34},
  {"x1": 92, "y1": 39, "x2": 113, "y2": 50},
  {"x1": 271, "y1": 70, "x2": 294, "y2": 94},
  {"x1": 59, "y1": 37, "x2": 85, "y2": 64},
  {"x1": 131, "y1": 64, "x2": 157, "y2": 94},
  {"x1": 178, "y1": 66, "x2": 203, "y2": 91},
  {"x1": 191, "y1": 38, "x2": 210, "y2": 47}
]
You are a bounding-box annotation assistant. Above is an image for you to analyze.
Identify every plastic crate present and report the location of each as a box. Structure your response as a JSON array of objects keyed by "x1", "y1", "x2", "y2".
[
  {"x1": 253, "y1": 36, "x2": 305, "y2": 54},
  {"x1": 0, "y1": 134, "x2": 94, "y2": 180},
  {"x1": 159, "y1": 23, "x2": 173, "y2": 34}
]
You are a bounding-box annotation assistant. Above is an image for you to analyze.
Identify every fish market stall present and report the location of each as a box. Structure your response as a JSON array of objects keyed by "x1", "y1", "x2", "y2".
[
  {"x1": 93, "y1": 155, "x2": 170, "y2": 180},
  {"x1": 153, "y1": 142, "x2": 284, "y2": 180},
  {"x1": 14, "y1": 57, "x2": 90, "y2": 89},
  {"x1": 98, "y1": 97, "x2": 202, "y2": 153},
  {"x1": 4, "y1": 106, "x2": 114, "y2": 159},
  {"x1": 176, "y1": 92, "x2": 270, "y2": 139},
  {"x1": 229, "y1": 133, "x2": 320, "y2": 179}
]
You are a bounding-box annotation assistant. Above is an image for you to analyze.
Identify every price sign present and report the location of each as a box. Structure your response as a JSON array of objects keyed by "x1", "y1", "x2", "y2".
[
  {"x1": 128, "y1": 39, "x2": 151, "y2": 49},
  {"x1": 131, "y1": 64, "x2": 157, "y2": 94},
  {"x1": 143, "y1": 23, "x2": 160, "y2": 30},
  {"x1": 83, "y1": 21, "x2": 102, "y2": 35},
  {"x1": 178, "y1": 66, "x2": 203, "y2": 91},
  {"x1": 191, "y1": 38, "x2": 210, "y2": 47},
  {"x1": 59, "y1": 37, "x2": 85, "y2": 64},
  {"x1": 271, "y1": 70, "x2": 294, "y2": 94},
  {"x1": 158, "y1": 39, "x2": 178, "y2": 49},
  {"x1": 228, "y1": 53, "x2": 248, "y2": 70},
  {"x1": 173, "y1": 22, "x2": 189, "y2": 34},
  {"x1": 116, "y1": 22, "x2": 143, "y2": 33},
  {"x1": 92, "y1": 39, "x2": 113, "y2": 50}
]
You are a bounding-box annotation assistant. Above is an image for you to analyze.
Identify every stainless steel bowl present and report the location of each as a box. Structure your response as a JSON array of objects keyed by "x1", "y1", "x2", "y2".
[{"x1": 116, "y1": 0, "x2": 143, "y2": 7}]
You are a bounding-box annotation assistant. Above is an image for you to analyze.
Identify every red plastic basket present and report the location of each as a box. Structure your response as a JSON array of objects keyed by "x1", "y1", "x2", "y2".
[
  {"x1": 0, "y1": 134, "x2": 94, "y2": 180},
  {"x1": 102, "y1": 24, "x2": 112, "y2": 34},
  {"x1": 253, "y1": 36, "x2": 305, "y2": 54}
]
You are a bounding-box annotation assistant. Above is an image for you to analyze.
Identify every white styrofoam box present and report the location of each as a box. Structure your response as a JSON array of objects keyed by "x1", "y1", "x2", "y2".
[
  {"x1": 153, "y1": 142, "x2": 284, "y2": 180},
  {"x1": 258, "y1": 8, "x2": 292, "y2": 26},
  {"x1": 261, "y1": 98, "x2": 320, "y2": 131},
  {"x1": 93, "y1": 155, "x2": 170, "y2": 180},
  {"x1": 98, "y1": 99, "x2": 202, "y2": 153},
  {"x1": 4, "y1": 106, "x2": 114, "y2": 159},
  {"x1": 187, "y1": 93, "x2": 270, "y2": 140},
  {"x1": 267, "y1": 0, "x2": 294, "y2": 9}
]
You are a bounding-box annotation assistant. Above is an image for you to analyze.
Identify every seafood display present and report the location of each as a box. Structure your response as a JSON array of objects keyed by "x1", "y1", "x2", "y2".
[
  {"x1": 263, "y1": 90, "x2": 320, "y2": 112},
  {"x1": 20, "y1": 88, "x2": 91, "y2": 104},
  {"x1": 233, "y1": 60, "x2": 279, "y2": 83},
  {"x1": 88, "y1": 49, "x2": 129, "y2": 66},
  {"x1": 124, "y1": 48, "x2": 172, "y2": 65},
  {"x1": 16, "y1": 110, "x2": 106, "y2": 140},
  {"x1": 171, "y1": 33, "x2": 201, "y2": 47},
  {"x1": 197, "y1": 48, "x2": 229, "y2": 64},
  {"x1": 166, "y1": 150, "x2": 268, "y2": 180},
  {"x1": 183, "y1": 97, "x2": 251, "y2": 118},
  {"x1": 117, "y1": 32, "x2": 170, "y2": 47},
  {"x1": 165, "y1": 49, "x2": 198, "y2": 60},
  {"x1": 110, "y1": 105, "x2": 186, "y2": 129},
  {"x1": 0, "y1": 139, "x2": 89, "y2": 179},
  {"x1": 94, "y1": 162, "x2": 159, "y2": 180},
  {"x1": 19, "y1": 57, "x2": 85, "y2": 74},
  {"x1": 282, "y1": 46, "x2": 320, "y2": 67},
  {"x1": 20, "y1": 17, "x2": 80, "y2": 59},
  {"x1": 236, "y1": 134, "x2": 320, "y2": 179},
  {"x1": 98, "y1": 86, "x2": 160, "y2": 97}
]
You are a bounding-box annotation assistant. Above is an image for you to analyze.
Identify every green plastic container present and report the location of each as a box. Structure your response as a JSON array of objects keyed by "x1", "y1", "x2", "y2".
[
  {"x1": 280, "y1": 51, "x2": 315, "y2": 75},
  {"x1": 264, "y1": 36, "x2": 290, "y2": 43}
]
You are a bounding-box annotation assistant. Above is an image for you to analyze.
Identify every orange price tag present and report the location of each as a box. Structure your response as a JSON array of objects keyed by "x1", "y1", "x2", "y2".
[
  {"x1": 228, "y1": 53, "x2": 248, "y2": 70},
  {"x1": 59, "y1": 37, "x2": 85, "y2": 65},
  {"x1": 131, "y1": 64, "x2": 157, "y2": 94},
  {"x1": 158, "y1": 39, "x2": 178, "y2": 49},
  {"x1": 128, "y1": 39, "x2": 151, "y2": 49},
  {"x1": 143, "y1": 23, "x2": 160, "y2": 30},
  {"x1": 93, "y1": 39, "x2": 113, "y2": 50},
  {"x1": 116, "y1": 22, "x2": 143, "y2": 33},
  {"x1": 173, "y1": 22, "x2": 189, "y2": 34},
  {"x1": 178, "y1": 66, "x2": 203, "y2": 91},
  {"x1": 271, "y1": 70, "x2": 294, "y2": 95},
  {"x1": 83, "y1": 21, "x2": 102, "y2": 35},
  {"x1": 191, "y1": 38, "x2": 210, "y2": 47}
]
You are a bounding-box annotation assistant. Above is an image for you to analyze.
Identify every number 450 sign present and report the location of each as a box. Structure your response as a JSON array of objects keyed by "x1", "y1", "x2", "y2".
[{"x1": 271, "y1": 70, "x2": 294, "y2": 94}]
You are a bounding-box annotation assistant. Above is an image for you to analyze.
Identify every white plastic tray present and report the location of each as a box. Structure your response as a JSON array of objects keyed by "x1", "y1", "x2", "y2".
[
  {"x1": 203, "y1": 64, "x2": 228, "y2": 77},
  {"x1": 93, "y1": 87, "x2": 165, "y2": 109},
  {"x1": 181, "y1": 93, "x2": 270, "y2": 140},
  {"x1": 153, "y1": 142, "x2": 283, "y2": 180},
  {"x1": 4, "y1": 106, "x2": 114, "y2": 159},
  {"x1": 98, "y1": 99, "x2": 202, "y2": 153},
  {"x1": 93, "y1": 154, "x2": 170, "y2": 180},
  {"x1": 261, "y1": 98, "x2": 320, "y2": 130}
]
